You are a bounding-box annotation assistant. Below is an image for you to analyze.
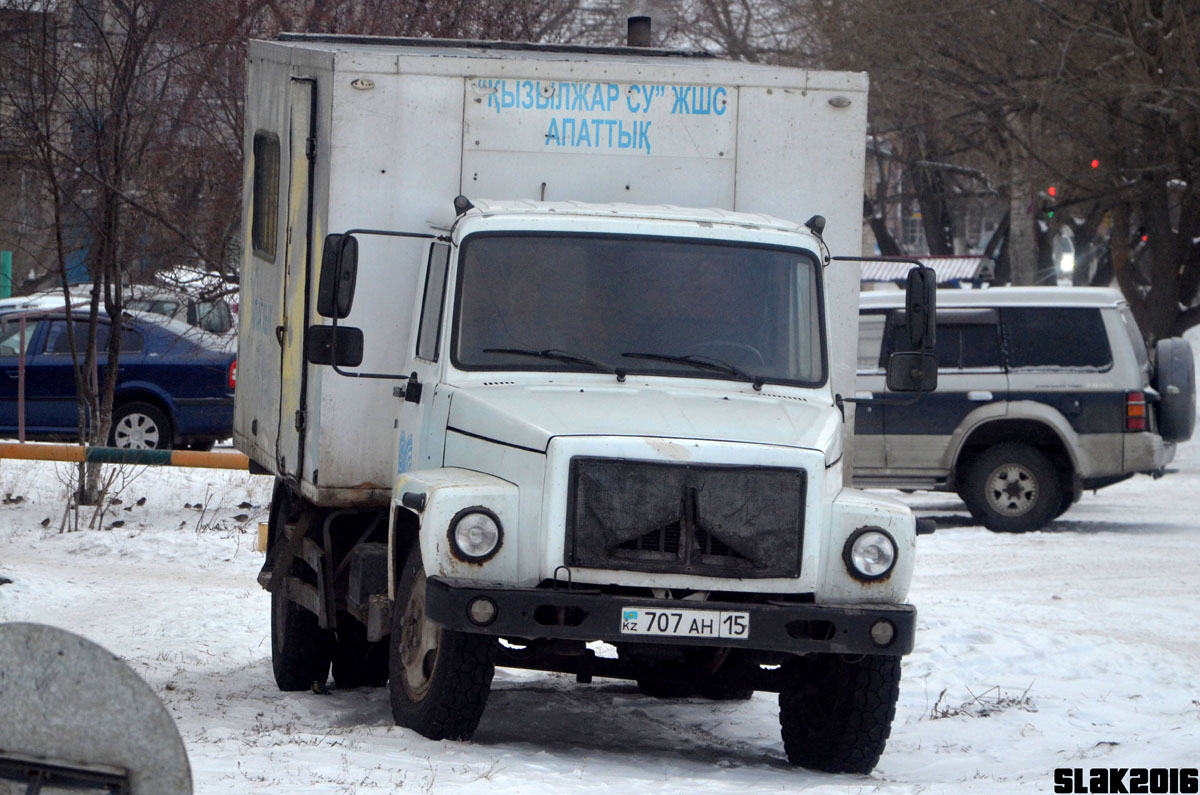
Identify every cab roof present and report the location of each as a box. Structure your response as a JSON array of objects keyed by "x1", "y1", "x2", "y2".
[{"x1": 456, "y1": 198, "x2": 810, "y2": 235}]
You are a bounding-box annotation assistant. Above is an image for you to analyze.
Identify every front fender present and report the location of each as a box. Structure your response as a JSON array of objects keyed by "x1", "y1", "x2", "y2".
[
  {"x1": 819, "y1": 488, "x2": 915, "y2": 604},
  {"x1": 391, "y1": 467, "x2": 519, "y2": 591}
]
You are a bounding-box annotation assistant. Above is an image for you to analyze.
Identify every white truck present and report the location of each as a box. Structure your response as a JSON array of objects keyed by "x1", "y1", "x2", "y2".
[{"x1": 235, "y1": 32, "x2": 937, "y2": 774}]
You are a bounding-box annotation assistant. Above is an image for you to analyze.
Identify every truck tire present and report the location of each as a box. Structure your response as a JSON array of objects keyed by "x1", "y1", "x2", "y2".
[
  {"x1": 271, "y1": 581, "x2": 334, "y2": 691},
  {"x1": 389, "y1": 542, "x2": 495, "y2": 740},
  {"x1": 269, "y1": 486, "x2": 334, "y2": 691},
  {"x1": 1154, "y1": 337, "x2": 1196, "y2": 443},
  {"x1": 110, "y1": 401, "x2": 173, "y2": 450},
  {"x1": 699, "y1": 649, "x2": 757, "y2": 701},
  {"x1": 779, "y1": 653, "x2": 900, "y2": 774},
  {"x1": 960, "y1": 442, "x2": 1062, "y2": 533},
  {"x1": 331, "y1": 615, "x2": 389, "y2": 689},
  {"x1": 635, "y1": 666, "x2": 700, "y2": 698},
  {"x1": 632, "y1": 648, "x2": 753, "y2": 700}
]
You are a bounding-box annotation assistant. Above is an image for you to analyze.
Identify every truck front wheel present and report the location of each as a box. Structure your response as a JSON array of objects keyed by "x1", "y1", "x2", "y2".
[
  {"x1": 779, "y1": 653, "x2": 900, "y2": 774},
  {"x1": 389, "y1": 542, "x2": 495, "y2": 740}
]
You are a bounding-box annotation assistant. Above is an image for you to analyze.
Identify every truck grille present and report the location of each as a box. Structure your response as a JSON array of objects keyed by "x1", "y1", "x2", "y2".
[{"x1": 567, "y1": 457, "x2": 805, "y2": 578}]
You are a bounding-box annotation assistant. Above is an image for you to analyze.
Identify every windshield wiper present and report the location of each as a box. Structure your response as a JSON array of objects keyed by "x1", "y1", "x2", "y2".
[
  {"x1": 621, "y1": 351, "x2": 765, "y2": 391},
  {"x1": 483, "y1": 348, "x2": 627, "y2": 381}
]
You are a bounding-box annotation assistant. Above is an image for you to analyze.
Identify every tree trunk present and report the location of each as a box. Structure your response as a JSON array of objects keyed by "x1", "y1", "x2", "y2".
[
  {"x1": 1007, "y1": 180, "x2": 1038, "y2": 285},
  {"x1": 1141, "y1": 177, "x2": 1181, "y2": 345},
  {"x1": 864, "y1": 195, "x2": 902, "y2": 256}
]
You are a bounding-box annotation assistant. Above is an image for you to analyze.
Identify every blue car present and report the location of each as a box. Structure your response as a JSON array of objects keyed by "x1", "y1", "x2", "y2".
[{"x1": 0, "y1": 310, "x2": 236, "y2": 450}]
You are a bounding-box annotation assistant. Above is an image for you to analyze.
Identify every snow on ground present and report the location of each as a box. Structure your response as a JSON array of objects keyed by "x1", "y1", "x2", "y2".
[{"x1": 1, "y1": 337, "x2": 1197, "y2": 793}]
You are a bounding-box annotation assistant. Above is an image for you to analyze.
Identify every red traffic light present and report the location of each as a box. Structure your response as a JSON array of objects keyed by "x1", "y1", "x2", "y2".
[
  {"x1": 1091, "y1": 159, "x2": 1100, "y2": 169},
  {"x1": 1047, "y1": 186, "x2": 1057, "y2": 197}
]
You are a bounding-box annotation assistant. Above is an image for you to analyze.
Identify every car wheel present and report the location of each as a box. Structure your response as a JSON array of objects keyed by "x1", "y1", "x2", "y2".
[
  {"x1": 110, "y1": 402, "x2": 173, "y2": 450},
  {"x1": 962, "y1": 443, "x2": 1062, "y2": 533}
]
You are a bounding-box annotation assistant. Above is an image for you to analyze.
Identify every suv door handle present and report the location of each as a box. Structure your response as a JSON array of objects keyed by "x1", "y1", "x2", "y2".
[{"x1": 967, "y1": 391, "x2": 993, "y2": 401}]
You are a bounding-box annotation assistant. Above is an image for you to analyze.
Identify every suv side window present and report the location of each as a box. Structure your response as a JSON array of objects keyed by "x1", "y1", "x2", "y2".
[
  {"x1": 881, "y1": 309, "x2": 1002, "y2": 371},
  {"x1": 857, "y1": 311, "x2": 887, "y2": 372},
  {"x1": 1002, "y1": 307, "x2": 1111, "y2": 370},
  {"x1": 1117, "y1": 304, "x2": 1150, "y2": 377}
]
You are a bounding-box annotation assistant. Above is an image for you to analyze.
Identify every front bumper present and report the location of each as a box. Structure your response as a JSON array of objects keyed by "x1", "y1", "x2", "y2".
[{"x1": 425, "y1": 576, "x2": 916, "y2": 656}]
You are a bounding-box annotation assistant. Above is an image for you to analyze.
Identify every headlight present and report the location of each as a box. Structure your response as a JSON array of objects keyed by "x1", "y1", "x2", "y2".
[
  {"x1": 843, "y1": 527, "x2": 897, "y2": 581},
  {"x1": 449, "y1": 508, "x2": 502, "y2": 562}
]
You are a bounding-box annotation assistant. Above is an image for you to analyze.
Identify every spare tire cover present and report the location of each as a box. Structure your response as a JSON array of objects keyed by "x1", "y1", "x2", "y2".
[{"x1": 1153, "y1": 337, "x2": 1196, "y2": 443}]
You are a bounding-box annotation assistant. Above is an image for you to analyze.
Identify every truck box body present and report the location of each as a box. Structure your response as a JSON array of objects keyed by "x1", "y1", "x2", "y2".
[{"x1": 235, "y1": 36, "x2": 868, "y2": 505}]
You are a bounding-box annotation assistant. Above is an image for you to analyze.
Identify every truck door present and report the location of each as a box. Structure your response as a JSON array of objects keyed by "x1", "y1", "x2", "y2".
[
  {"x1": 853, "y1": 310, "x2": 888, "y2": 471},
  {"x1": 395, "y1": 241, "x2": 452, "y2": 474},
  {"x1": 277, "y1": 78, "x2": 316, "y2": 479}
]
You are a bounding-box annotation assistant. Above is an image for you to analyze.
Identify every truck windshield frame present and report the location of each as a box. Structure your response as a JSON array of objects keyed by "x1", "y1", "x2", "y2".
[{"x1": 449, "y1": 231, "x2": 828, "y2": 389}]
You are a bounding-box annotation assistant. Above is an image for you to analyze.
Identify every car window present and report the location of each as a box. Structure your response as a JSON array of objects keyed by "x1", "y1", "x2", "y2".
[
  {"x1": 43, "y1": 320, "x2": 145, "y2": 356},
  {"x1": 0, "y1": 319, "x2": 38, "y2": 357},
  {"x1": 193, "y1": 299, "x2": 233, "y2": 334},
  {"x1": 857, "y1": 312, "x2": 887, "y2": 372},
  {"x1": 1117, "y1": 304, "x2": 1150, "y2": 375},
  {"x1": 127, "y1": 298, "x2": 180, "y2": 319},
  {"x1": 1002, "y1": 307, "x2": 1112, "y2": 370},
  {"x1": 935, "y1": 323, "x2": 1003, "y2": 370},
  {"x1": 880, "y1": 309, "x2": 1002, "y2": 371}
]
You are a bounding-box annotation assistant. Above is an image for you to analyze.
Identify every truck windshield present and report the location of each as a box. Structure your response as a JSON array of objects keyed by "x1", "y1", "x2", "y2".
[{"x1": 452, "y1": 233, "x2": 826, "y2": 387}]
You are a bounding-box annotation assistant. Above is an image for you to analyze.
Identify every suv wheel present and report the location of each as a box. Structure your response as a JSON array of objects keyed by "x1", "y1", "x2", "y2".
[{"x1": 960, "y1": 443, "x2": 1062, "y2": 533}]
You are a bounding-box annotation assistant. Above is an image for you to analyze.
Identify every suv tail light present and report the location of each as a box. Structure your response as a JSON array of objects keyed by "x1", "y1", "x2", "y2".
[
  {"x1": 1125, "y1": 390, "x2": 1146, "y2": 431},
  {"x1": 229, "y1": 359, "x2": 237, "y2": 390}
]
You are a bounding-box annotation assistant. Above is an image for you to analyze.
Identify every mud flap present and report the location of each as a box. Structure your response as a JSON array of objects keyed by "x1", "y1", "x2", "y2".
[{"x1": 0, "y1": 623, "x2": 193, "y2": 794}]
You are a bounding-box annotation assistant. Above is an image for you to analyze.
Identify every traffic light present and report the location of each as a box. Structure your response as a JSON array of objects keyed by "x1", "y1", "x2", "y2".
[{"x1": 1047, "y1": 185, "x2": 1057, "y2": 197}]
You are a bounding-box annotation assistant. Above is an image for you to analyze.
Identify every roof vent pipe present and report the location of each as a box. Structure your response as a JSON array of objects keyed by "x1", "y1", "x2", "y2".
[{"x1": 628, "y1": 16, "x2": 651, "y2": 47}]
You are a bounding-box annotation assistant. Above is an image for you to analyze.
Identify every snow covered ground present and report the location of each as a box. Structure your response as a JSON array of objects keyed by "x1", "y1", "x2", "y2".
[{"x1": 2, "y1": 359, "x2": 1198, "y2": 792}]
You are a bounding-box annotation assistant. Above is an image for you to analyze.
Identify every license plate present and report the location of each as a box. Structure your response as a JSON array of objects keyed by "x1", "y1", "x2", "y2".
[{"x1": 619, "y1": 607, "x2": 750, "y2": 639}]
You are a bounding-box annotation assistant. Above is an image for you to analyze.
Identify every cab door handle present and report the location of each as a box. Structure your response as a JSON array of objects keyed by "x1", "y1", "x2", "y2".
[{"x1": 967, "y1": 391, "x2": 993, "y2": 401}]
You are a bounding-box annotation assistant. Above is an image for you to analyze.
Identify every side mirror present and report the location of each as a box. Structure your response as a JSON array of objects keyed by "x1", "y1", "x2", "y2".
[
  {"x1": 905, "y1": 265, "x2": 936, "y2": 351},
  {"x1": 316, "y1": 234, "x2": 359, "y2": 319},
  {"x1": 886, "y1": 351, "x2": 938, "y2": 392},
  {"x1": 305, "y1": 325, "x2": 363, "y2": 367}
]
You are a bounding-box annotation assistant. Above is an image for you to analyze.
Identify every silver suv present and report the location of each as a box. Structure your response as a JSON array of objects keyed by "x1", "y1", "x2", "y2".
[{"x1": 854, "y1": 287, "x2": 1195, "y2": 532}]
